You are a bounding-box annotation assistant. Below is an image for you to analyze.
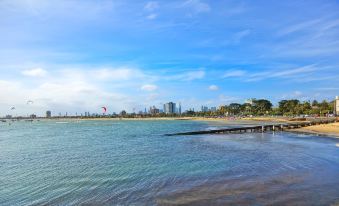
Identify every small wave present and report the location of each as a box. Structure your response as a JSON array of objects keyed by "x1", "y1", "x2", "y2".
[{"x1": 55, "y1": 122, "x2": 69, "y2": 124}]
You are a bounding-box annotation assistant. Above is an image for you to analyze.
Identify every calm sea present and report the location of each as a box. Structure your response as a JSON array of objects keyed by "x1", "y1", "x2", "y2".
[{"x1": 1, "y1": 120, "x2": 339, "y2": 205}]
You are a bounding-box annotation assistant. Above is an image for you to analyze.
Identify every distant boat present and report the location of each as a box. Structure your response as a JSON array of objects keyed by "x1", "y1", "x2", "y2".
[
  {"x1": 1, "y1": 120, "x2": 6, "y2": 122},
  {"x1": 25, "y1": 119, "x2": 33, "y2": 122}
]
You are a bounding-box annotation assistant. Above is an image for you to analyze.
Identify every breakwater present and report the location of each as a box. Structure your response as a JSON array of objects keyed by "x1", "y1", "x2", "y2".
[{"x1": 166, "y1": 119, "x2": 337, "y2": 136}]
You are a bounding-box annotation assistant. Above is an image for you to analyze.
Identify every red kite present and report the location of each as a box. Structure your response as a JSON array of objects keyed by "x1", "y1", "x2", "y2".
[{"x1": 102, "y1": 106, "x2": 107, "y2": 113}]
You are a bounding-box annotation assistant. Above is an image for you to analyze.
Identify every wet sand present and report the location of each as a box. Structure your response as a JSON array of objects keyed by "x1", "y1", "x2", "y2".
[{"x1": 290, "y1": 122, "x2": 339, "y2": 138}]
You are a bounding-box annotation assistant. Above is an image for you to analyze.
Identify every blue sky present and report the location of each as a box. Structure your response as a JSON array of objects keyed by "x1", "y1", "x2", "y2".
[{"x1": 1, "y1": 0, "x2": 339, "y2": 115}]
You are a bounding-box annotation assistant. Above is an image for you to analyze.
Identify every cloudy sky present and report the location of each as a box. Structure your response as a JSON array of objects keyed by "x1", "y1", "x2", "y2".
[{"x1": 1, "y1": 0, "x2": 339, "y2": 116}]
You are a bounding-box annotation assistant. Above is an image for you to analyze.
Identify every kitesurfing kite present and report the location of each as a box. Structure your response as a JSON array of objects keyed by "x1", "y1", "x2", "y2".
[
  {"x1": 10, "y1": 107, "x2": 15, "y2": 110},
  {"x1": 27, "y1": 100, "x2": 34, "y2": 105},
  {"x1": 102, "y1": 106, "x2": 107, "y2": 113}
]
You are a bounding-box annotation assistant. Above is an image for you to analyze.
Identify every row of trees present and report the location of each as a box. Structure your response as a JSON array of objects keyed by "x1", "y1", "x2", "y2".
[
  {"x1": 188, "y1": 99, "x2": 335, "y2": 117},
  {"x1": 277, "y1": 99, "x2": 333, "y2": 116}
]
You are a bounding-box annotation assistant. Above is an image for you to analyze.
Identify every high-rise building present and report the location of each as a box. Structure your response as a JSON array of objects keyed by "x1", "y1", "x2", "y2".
[
  {"x1": 210, "y1": 107, "x2": 217, "y2": 112},
  {"x1": 201, "y1": 106, "x2": 209, "y2": 112},
  {"x1": 335, "y1": 96, "x2": 339, "y2": 116},
  {"x1": 149, "y1": 106, "x2": 160, "y2": 114},
  {"x1": 46, "y1": 111, "x2": 51, "y2": 118},
  {"x1": 178, "y1": 102, "x2": 182, "y2": 114},
  {"x1": 164, "y1": 102, "x2": 176, "y2": 114}
]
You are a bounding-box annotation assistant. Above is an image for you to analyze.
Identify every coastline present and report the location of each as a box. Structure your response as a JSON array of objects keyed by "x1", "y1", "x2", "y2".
[
  {"x1": 36, "y1": 116, "x2": 306, "y2": 122},
  {"x1": 15, "y1": 116, "x2": 339, "y2": 138},
  {"x1": 288, "y1": 122, "x2": 339, "y2": 138}
]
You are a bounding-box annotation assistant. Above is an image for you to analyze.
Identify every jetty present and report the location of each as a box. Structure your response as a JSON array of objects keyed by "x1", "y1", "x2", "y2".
[{"x1": 165, "y1": 119, "x2": 337, "y2": 136}]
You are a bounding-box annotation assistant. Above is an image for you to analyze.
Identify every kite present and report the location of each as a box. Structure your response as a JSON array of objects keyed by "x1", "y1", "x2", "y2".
[
  {"x1": 102, "y1": 106, "x2": 107, "y2": 113},
  {"x1": 27, "y1": 100, "x2": 34, "y2": 105},
  {"x1": 11, "y1": 107, "x2": 15, "y2": 110}
]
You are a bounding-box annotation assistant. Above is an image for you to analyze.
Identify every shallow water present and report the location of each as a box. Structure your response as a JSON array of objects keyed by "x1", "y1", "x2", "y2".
[{"x1": 0, "y1": 120, "x2": 338, "y2": 205}]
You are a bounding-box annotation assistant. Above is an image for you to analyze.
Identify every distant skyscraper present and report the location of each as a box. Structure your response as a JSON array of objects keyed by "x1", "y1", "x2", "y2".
[
  {"x1": 335, "y1": 96, "x2": 339, "y2": 116},
  {"x1": 210, "y1": 107, "x2": 217, "y2": 112},
  {"x1": 46, "y1": 111, "x2": 51, "y2": 118},
  {"x1": 149, "y1": 106, "x2": 160, "y2": 114},
  {"x1": 164, "y1": 102, "x2": 176, "y2": 114},
  {"x1": 201, "y1": 106, "x2": 209, "y2": 112},
  {"x1": 178, "y1": 102, "x2": 182, "y2": 114}
]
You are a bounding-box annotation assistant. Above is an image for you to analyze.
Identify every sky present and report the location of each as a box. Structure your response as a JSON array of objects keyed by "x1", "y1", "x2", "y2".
[{"x1": 0, "y1": 0, "x2": 339, "y2": 116}]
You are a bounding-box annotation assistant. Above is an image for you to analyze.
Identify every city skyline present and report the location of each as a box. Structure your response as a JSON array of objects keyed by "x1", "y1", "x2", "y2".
[{"x1": 1, "y1": 0, "x2": 339, "y2": 116}]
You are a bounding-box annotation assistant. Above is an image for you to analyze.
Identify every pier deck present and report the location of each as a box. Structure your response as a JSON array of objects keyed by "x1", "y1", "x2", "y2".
[{"x1": 165, "y1": 119, "x2": 337, "y2": 136}]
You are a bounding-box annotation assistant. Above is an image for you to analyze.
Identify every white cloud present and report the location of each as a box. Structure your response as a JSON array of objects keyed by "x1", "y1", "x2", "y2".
[
  {"x1": 165, "y1": 70, "x2": 205, "y2": 81},
  {"x1": 223, "y1": 70, "x2": 246, "y2": 78},
  {"x1": 182, "y1": 0, "x2": 211, "y2": 13},
  {"x1": 144, "y1": 1, "x2": 159, "y2": 11},
  {"x1": 233, "y1": 29, "x2": 251, "y2": 43},
  {"x1": 0, "y1": 66, "x2": 157, "y2": 116},
  {"x1": 0, "y1": 79, "x2": 129, "y2": 116},
  {"x1": 281, "y1": 90, "x2": 306, "y2": 100},
  {"x1": 315, "y1": 87, "x2": 339, "y2": 91},
  {"x1": 208, "y1": 85, "x2": 219, "y2": 91},
  {"x1": 278, "y1": 19, "x2": 322, "y2": 36},
  {"x1": 92, "y1": 68, "x2": 146, "y2": 81},
  {"x1": 218, "y1": 94, "x2": 239, "y2": 103},
  {"x1": 141, "y1": 84, "x2": 158, "y2": 91},
  {"x1": 146, "y1": 13, "x2": 157, "y2": 20},
  {"x1": 184, "y1": 70, "x2": 205, "y2": 80},
  {"x1": 272, "y1": 17, "x2": 339, "y2": 58},
  {"x1": 245, "y1": 65, "x2": 317, "y2": 82},
  {"x1": 293, "y1": 91, "x2": 302, "y2": 97},
  {"x1": 22, "y1": 68, "x2": 47, "y2": 77}
]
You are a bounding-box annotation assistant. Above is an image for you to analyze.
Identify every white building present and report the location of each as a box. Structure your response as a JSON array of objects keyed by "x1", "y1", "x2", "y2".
[{"x1": 335, "y1": 96, "x2": 339, "y2": 116}]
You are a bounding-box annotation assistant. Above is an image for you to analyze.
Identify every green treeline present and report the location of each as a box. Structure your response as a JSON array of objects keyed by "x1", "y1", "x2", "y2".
[{"x1": 190, "y1": 99, "x2": 335, "y2": 117}]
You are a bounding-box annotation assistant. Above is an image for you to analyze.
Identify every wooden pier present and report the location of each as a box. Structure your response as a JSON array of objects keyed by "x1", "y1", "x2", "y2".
[{"x1": 165, "y1": 119, "x2": 337, "y2": 136}]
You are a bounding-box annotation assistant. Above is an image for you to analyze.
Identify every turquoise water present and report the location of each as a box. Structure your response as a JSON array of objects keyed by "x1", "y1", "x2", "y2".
[{"x1": 1, "y1": 120, "x2": 339, "y2": 205}]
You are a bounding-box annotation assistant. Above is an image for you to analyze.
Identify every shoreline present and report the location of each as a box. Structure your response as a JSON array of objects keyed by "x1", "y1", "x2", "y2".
[
  {"x1": 6, "y1": 116, "x2": 339, "y2": 138},
  {"x1": 288, "y1": 122, "x2": 339, "y2": 138}
]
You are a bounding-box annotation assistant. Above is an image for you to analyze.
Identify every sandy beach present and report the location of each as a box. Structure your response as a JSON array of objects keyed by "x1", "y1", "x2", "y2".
[{"x1": 290, "y1": 122, "x2": 339, "y2": 138}]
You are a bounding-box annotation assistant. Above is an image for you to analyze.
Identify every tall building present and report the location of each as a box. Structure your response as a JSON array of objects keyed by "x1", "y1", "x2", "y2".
[
  {"x1": 335, "y1": 96, "x2": 339, "y2": 116},
  {"x1": 46, "y1": 111, "x2": 51, "y2": 118},
  {"x1": 178, "y1": 102, "x2": 182, "y2": 114},
  {"x1": 164, "y1": 102, "x2": 176, "y2": 114},
  {"x1": 149, "y1": 106, "x2": 160, "y2": 114},
  {"x1": 210, "y1": 107, "x2": 217, "y2": 112},
  {"x1": 201, "y1": 106, "x2": 209, "y2": 112}
]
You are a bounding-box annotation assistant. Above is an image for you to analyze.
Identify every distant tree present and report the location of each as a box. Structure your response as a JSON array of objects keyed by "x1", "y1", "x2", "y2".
[
  {"x1": 218, "y1": 105, "x2": 228, "y2": 116},
  {"x1": 186, "y1": 110, "x2": 195, "y2": 116},
  {"x1": 229, "y1": 103, "x2": 242, "y2": 115},
  {"x1": 120, "y1": 110, "x2": 127, "y2": 116},
  {"x1": 312, "y1": 100, "x2": 319, "y2": 107},
  {"x1": 241, "y1": 103, "x2": 252, "y2": 115},
  {"x1": 319, "y1": 100, "x2": 332, "y2": 115},
  {"x1": 278, "y1": 99, "x2": 299, "y2": 115},
  {"x1": 253, "y1": 99, "x2": 272, "y2": 115}
]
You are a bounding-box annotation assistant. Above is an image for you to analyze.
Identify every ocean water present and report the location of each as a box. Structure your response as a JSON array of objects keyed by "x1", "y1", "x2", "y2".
[{"x1": 0, "y1": 120, "x2": 339, "y2": 205}]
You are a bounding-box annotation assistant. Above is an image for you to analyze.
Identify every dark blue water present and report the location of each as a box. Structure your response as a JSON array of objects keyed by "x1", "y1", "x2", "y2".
[{"x1": 1, "y1": 120, "x2": 339, "y2": 205}]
